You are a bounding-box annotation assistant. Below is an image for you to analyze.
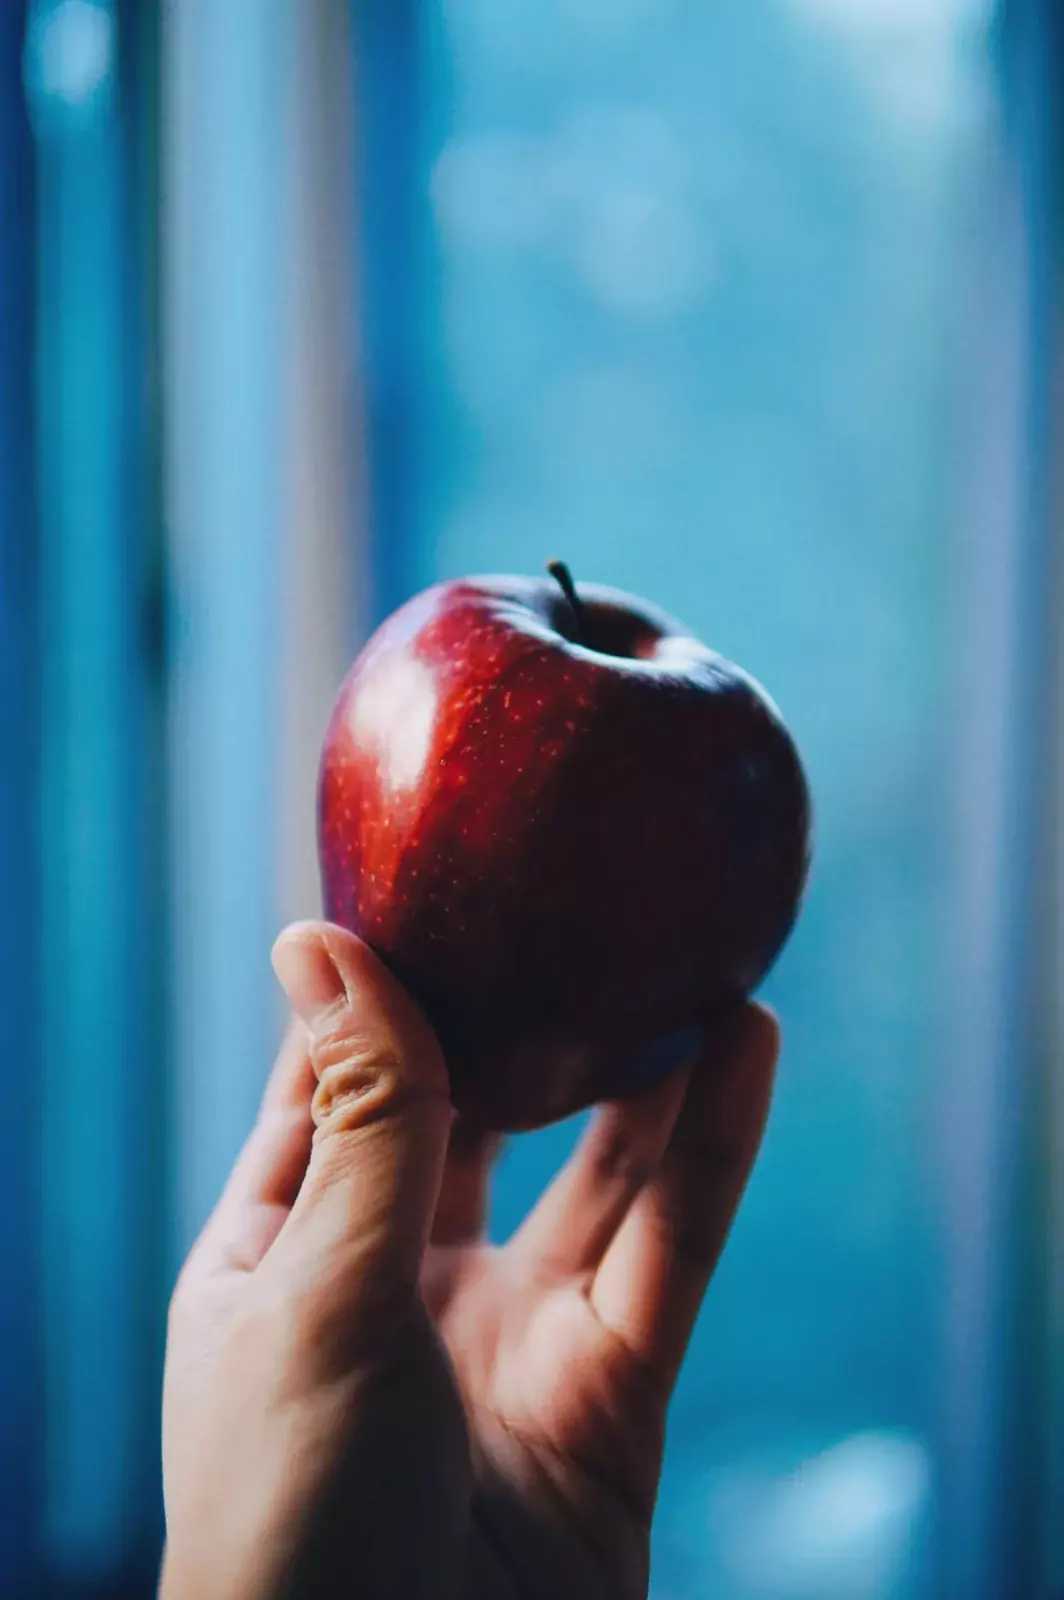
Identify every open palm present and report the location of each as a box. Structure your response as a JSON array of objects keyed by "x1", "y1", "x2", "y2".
[{"x1": 422, "y1": 1006, "x2": 777, "y2": 1600}]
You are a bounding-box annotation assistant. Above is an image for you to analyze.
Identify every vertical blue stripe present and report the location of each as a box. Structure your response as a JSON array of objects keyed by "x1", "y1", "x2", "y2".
[
  {"x1": 25, "y1": 0, "x2": 156, "y2": 1576},
  {"x1": 355, "y1": 0, "x2": 422, "y2": 622},
  {"x1": 1003, "y1": 5, "x2": 1064, "y2": 1593},
  {"x1": 167, "y1": 0, "x2": 293, "y2": 1262},
  {"x1": 0, "y1": 1, "x2": 40, "y2": 1592},
  {"x1": 115, "y1": 0, "x2": 168, "y2": 1572},
  {"x1": 943, "y1": 3, "x2": 1062, "y2": 1596}
]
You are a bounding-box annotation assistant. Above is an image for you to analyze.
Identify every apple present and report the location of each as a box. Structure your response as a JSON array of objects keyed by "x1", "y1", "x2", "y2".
[{"x1": 318, "y1": 564, "x2": 811, "y2": 1131}]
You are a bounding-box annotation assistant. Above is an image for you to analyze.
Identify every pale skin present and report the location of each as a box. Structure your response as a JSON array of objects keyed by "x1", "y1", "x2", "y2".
[{"x1": 160, "y1": 921, "x2": 779, "y2": 1600}]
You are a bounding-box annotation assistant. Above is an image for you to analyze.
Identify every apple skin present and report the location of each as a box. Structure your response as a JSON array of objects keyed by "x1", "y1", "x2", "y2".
[{"x1": 318, "y1": 574, "x2": 811, "y2": 1131}]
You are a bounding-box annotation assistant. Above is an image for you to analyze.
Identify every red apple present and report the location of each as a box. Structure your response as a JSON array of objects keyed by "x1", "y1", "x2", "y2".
[{"x1": 318, "y1": 565, "x2": 811, "y2": 1131}]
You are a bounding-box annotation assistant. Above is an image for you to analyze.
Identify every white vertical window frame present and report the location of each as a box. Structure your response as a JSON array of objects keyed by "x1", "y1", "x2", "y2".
[{"x1": 282, "y1": 0, "x2": 365, "y2": 933}]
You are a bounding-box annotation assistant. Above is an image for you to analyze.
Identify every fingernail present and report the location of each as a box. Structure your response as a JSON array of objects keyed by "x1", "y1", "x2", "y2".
[{"x1": 272, "y1": 929, "x2": 349, "y2": 1039}]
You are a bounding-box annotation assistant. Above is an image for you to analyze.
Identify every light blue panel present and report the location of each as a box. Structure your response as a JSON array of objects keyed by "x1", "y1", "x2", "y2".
[
  {"x1": 167, "y1": 0, "x2": 293, "y2": 1260},
  {"x1": 24, "y1": 0, "x2": 158, "y2": 1576}
]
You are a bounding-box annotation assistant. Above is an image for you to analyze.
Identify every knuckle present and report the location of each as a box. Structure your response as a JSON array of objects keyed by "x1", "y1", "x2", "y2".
[
  {"x1": 310, "y1": 1021, "x2": 405, "y2": 1134},
  {"x1": 309, "y1": 1021, "x2": 445, "y2": 1139}
]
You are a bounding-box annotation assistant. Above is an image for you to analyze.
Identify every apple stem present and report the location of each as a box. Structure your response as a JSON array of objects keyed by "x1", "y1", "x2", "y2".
[{"x1": 547, "y1": 560, "x2": 589, "y2": 645}]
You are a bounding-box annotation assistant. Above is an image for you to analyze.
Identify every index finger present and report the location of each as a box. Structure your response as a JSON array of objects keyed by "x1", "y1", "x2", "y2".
[{"x1": 186, "y1": 1018, "x2": 316, "y2": 1278}]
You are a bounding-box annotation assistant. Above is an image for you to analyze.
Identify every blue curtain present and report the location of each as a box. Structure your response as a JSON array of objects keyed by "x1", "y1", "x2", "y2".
[{"x1": 25, "y1": 0, "x2": 165, "y2": 1586}]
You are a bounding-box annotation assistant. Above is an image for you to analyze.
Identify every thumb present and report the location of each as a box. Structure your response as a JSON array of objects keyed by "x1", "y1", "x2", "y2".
[{"x1": 267, "y1": 921, "x2": 453, "y2": 1332}]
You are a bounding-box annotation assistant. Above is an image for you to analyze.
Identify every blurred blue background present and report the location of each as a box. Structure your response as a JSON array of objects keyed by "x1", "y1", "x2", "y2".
[{"x1": 2, "y1": 0, "x2": 1063, "y2": 1595}]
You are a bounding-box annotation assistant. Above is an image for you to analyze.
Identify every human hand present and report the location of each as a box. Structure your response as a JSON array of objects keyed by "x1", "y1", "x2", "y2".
[{"x1": 160, "y1": 922, "x2": 778, "y2": 1600}]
